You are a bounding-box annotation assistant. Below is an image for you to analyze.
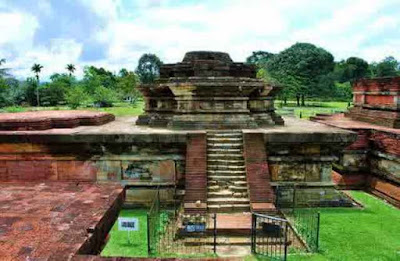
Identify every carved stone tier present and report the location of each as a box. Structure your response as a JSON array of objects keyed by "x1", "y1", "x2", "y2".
[{"x1": 137, "y1": 51, "x2": 283, "y2": 129}]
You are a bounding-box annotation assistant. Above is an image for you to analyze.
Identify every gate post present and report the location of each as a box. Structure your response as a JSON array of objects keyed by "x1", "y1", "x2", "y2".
[
  {"x1": 284, "y1": 222, "x2": 288, "y2": 261},
  {"x1": 251, "y1": 214, "x2": 256, "y2": 254},
  {"x1": 213, "y1": 213, "x2": 217, "y2": 254},
  {"x1": 147, "y1": 213, "x2": 151, "y2": 256}
]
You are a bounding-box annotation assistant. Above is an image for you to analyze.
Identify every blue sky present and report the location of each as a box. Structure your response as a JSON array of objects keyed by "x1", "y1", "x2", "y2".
[{"x1": 0, "y1": 0, "x2": 399, "y2": 80}]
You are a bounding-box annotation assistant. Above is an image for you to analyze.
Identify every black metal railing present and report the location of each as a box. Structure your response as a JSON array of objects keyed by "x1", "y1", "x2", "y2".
[
  {"x1": 275, "y1": 185, "x2": 321, "y2": 252},
  {"x1": 251, "y1": 213, "x2": 289, "y2": 260}
]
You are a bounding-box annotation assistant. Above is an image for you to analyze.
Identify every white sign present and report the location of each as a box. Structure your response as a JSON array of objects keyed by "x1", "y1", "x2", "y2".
[{"x1": 118, "y1": 217, "x2": 139, "y2": 231}]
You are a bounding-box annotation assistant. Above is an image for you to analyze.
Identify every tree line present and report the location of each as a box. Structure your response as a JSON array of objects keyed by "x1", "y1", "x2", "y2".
[
  {"x1": 246, "y1": 43, "x2": 400, "y2": 105},
  {"x1": 0, "y1": 43, "x2": 399, "y2": 109},
  {"x1": 0, "y1": 54, "x2": 161, "y2": 109}
]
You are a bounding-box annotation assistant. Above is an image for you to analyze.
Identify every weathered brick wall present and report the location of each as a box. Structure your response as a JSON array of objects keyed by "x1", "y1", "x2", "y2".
[
  {"x1": 0, "y1": 143, "x2": 185, "y2": 184},
  {"x1": 243, "y1": 133, "x2": 274, "y2": 204},
  {"x1": 183, "y1": 133, "x2": 207, "y2": 206}
]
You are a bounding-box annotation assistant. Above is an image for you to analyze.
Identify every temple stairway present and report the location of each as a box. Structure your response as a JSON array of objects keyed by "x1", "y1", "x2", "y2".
[{"x1": 206, "y1": 131, "x2": 251, "y2": 212}]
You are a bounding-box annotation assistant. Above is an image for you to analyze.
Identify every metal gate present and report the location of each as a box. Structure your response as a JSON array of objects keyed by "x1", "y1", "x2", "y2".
[{"x1": 251, "y1": 213, "x2": 289, "y2": 261}]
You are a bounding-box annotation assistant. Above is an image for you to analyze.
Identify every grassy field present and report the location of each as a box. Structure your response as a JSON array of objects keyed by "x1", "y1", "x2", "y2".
[
  {"x1": 287, "y1": 191, "x2": 400, "y2": 261},
  {"x1": 0, "y1": 101, "x2": 144, "y2": 117},
  {"x1": 275, "y1": 101, "x2": 350, "y2": 119},
  {"x1": 101, "y1": 209, "x2": 149, "y2": 258},
  {"x1": 0, "y1": 100, "x2": 350, "y2": 119}
]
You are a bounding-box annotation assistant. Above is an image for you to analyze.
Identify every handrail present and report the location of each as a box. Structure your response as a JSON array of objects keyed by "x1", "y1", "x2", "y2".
[{"x1": 252, "y1": 212, "x2": 288, "y2": 222}]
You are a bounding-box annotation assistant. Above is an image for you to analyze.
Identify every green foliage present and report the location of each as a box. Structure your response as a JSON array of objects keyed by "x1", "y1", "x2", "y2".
[
  {"x1": 66, "y1": 64, "x2": 76, "y2": 76},
  {"x1": 65, "y1": 86, "x2": 89, "y2": 109},
  {"x1": 136, "y1": 53, "x2": 162, "y2": 84},
  {"x1": 370, "y1": 56, "x2": 399, "y2": 77},
  {"x1": 334, "y1": 57, "x2": 369, "y2": 83},
  {"x1": 246, "y1": 51, "x2": 274, "y2": 67},
  {"x1": 117, "y1": 69, "x2": 140, "y2": 102},
  {"x1": 266, "y1": 42, "x2": 335, "y2": 104},
  {"x1": 92, "y1": 85, "x2": 118, "y2": 107}
]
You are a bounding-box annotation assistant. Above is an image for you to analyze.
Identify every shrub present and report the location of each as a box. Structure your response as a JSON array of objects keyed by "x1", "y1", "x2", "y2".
[
  {"x1": 66, "y1": 86, "x2": 89, "y2": 109},
  {"x1": 92, "y1": 86, "x2": 118, "y2": 107}
]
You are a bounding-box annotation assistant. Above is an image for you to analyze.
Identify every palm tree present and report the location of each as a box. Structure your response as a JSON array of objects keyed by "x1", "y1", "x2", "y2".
[
  {"x1": 0, "y1": 58, "x2": 10, "y2": 78},
  {"x1": 66, "y1": 64, "x2": 76, "y2": 76},
  {"x1": 31, "y1": 63, "x2": 43, "y2": 106}
]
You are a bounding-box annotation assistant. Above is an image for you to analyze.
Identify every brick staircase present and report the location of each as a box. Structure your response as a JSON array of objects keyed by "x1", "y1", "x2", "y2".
[{"x1": 206, "y1": 131, "x2": 250, "y2": 213}]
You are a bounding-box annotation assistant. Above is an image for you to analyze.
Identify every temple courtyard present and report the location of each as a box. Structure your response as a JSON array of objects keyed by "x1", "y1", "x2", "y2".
[{"x1": 0, "y1": 52, "x2": 399, "y2": 261}]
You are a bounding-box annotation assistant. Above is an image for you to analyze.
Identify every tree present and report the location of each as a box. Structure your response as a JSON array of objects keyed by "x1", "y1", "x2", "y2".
[
  {"x1": 246, "y1": 51, "x2": 274, "y2": 67},
  {"x1": 117, "y1": 69, "x2": 140, "y2": 102},
  {"x1": 0, "y1": 59, "x2": 10, "y2": 78},
  {"x1": 372, "y1": 56, "x2": 399, "y2": 77},
  {"x1": 31, "y1": 63, "x2": 43, "y2": 106},
  {"x1": 66, "y1": 64, "x2": 76, "y2": 76},
  {"x1": 343, "y1": 57, "x2": 369, "y2": 83},
  {"x1": 266, "y1": 42, "x2": 334, "y2": 106},
  {"x1": 135, "y1": 53, "x2": 162, "y2": 84}
]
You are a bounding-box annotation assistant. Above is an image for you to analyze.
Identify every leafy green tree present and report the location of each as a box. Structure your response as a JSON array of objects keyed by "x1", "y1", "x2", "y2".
[
  {"x1": 66, "y1": 64, "x2": 76, "y2": 77},
  {"x1": 39, "y1": 73, "x2": 72, "y2": 106},
  {"x1": 371, "y1": 56, "x2": 399, "y2": 77},
  {"x1": 66, "y1": 85, "x2": 89, "y2": 109},
  {"x1": 92, "y1": 85, "x2": 118, "y2": 107},
  {"x1": 246, "y1": 51, "x2": 275, "y2": 67},
  {"x1": 342, "y1": 57, "x2": 369, "y2": 83},
  {"x1": 0, "y1": 59, "x2": 10, "y2": 78},
  {"x1": 117, "y1": 69, "x2": 140, "y2": 102},
  {"x1": 266, "y1": 42, "x2": 334, "y2": 105},
  {"x1": 31, "y1": 63, "x2": 43, "y2": 106},
  {"x1": 135, "y1": 53, "x2": 162, "y2": 84}
]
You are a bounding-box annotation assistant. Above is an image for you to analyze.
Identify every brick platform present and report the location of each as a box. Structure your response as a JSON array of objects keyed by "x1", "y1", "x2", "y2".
[
  {"x1": 0, "y1": 182, "x2": 124, "y2": 260},
  {"x1": 0, "y1": 110, "x2": 115, "y2": 131}
]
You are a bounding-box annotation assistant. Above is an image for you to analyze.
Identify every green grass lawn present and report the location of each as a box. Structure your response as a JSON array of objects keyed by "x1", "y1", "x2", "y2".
[
  {"x1": 0, "y1": 101, "x2": 144, "y2": 117},
  {"x1": 276, "y1": 101, "x2": 350, "y2": 119},
  {"x1": 288, "y1": 191, "x2": 400, "y2": 261},
  {"x1": 101, "y1": 209, "x2": 149, "y2": 258}
]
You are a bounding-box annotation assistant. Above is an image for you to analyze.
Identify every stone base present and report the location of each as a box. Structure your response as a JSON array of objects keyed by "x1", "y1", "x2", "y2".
[{"x1": 346, "y1": 107, "x2": 400, "y2": 129}]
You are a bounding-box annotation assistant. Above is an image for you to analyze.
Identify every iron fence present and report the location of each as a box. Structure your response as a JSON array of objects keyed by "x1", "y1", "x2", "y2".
[
  {"x1": 275, "y1": 185, "x2": 321, "y2": 252},
  {"x1": 147, "y1": 188, "x2": 216, "y2": 257},
  {"x1": 251, "y1": 213, "x2": 289, "y2": 260}
]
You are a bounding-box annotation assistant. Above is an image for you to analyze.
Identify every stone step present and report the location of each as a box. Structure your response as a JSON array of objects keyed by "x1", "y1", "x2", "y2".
[
  {"x1": 207, "y1": 204, "x2": 250, "y2": 213},
  {"x1": 208, "y1": 197, "x2": 250, "y2": 204},
  {"x1": 207, "y1": 159, "x2": 245, "y2": 165},
  {"x1": 207, "y1": 191, "x2": 248, "y2": 198},
  {"x1": 228, "y1": 185, "x2": 248, "y2": 192},
  {"x1": 207, "y1": 154, "x2": 244, "y2": 160},
  {"x1": 208, "y1": 165, "x2": 245, "y2": 170},
  {"x1": 184, "y1": 236, "x2": 287, "y2": 246},
  {"x1": 207, "y1": 132, "x2": 243, "y2": 138},
  {"x1": 207, "y1": 148, "x2": 242, "y2": 153},
  {"x1": 208, "y1": 175, "x2": 247, "y2": 181},
  {"x1": 207, "y1": 137, "x2": 243, "y2": 143},
  {"x1": 207, "y1": 170, "x2": 246, "y2": 176},
  {"x1": 233, "y1": 181, "x2": 247, "y2": 186},
  {"x1": 208, "y1": 143, "x2": 242, "y2": 148}
]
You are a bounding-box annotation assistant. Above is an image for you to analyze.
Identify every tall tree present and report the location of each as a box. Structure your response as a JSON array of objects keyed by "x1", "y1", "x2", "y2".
[
  {"x1": 135, "y1": 54, "x2": 162, "y2": 84},
  {"x1": 246, "y1": 51, "x2": 274, "y2": 67},
  {"x1": 372, "y1": 56, "x2": 399, "y2": 77},
  {"x1": 266, "y1": 42, "x2": 334, "y2": 105},
  {"x1": 66, "y1": 64, "x2": 76, "y2": 76},
  {"x1": 31, "y1": 63, "x2": 43, "y2": 106},
  {"x1": 0, "y1": 59, "x2": 10, "y2": 78}
]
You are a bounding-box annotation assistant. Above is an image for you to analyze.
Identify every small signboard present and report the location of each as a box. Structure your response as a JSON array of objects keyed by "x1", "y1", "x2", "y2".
[
  {"x1": 118, "y1": 217, "x2": 139, "y2": 231},
  {"x1": 185, "y1": 223, "x2": 206, "y2": 233}
]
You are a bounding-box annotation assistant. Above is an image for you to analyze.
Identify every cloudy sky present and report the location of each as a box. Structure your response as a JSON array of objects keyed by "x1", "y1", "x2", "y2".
[{"x1": 0, "y1": 0, "x2": 399, "y2": 80}]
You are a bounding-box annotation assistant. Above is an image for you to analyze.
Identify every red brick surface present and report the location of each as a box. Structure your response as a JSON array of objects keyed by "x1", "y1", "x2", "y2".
[
  {"x1": 369, "y1": 177, "x2": 400, "y2": 202},
  {"x1": 0, "y1": 182, "x2": 123, "y2": 261},
  {"x1": 0, "y1": 110, "x2": 115, "y2": 131},
  {"x1": 184, "y1": 133, "x2": 207, "y2": 211},
  {"x1": 243, "y1": 133, "x2": 275, "y2": 209},
  {"x1": 331, "y1": 171, "x2": 366, "y2": 187}
]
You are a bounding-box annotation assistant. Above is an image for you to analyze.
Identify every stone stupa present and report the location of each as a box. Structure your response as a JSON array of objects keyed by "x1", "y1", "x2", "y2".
[{"x1": 137, "y1": 51, "x2": 283, "y2": 129}]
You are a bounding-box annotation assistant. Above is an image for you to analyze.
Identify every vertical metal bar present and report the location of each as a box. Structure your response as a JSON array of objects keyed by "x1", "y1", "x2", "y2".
[
  {"x1": 213, "y1": 213, "x2": 217, "y2": 254},
  {"x1": 147, "y1": 213, "x2": 151, "y2": 256},
  {"x1": 251, "y1": 214, "x2": 256, "y2": 254},
  {"x1": 316, "y1": 212, "x2": 320, "y2": 251},
  {"x1": 292, "y1": 185, "x2": 296, "y2": 211},
  {"x1": 284, "y1": 222, "x2": 288, "y2": 261}
]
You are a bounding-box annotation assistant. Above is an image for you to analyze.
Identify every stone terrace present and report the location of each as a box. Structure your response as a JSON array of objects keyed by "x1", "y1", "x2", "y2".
[{"x1": 0, "y1": 182, "x2": 124, "y2": 261}]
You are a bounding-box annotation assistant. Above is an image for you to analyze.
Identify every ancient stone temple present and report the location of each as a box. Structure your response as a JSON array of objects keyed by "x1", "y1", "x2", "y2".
[{"x1": 137, "y1": 51, "x2": 283, "y2": 129}]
